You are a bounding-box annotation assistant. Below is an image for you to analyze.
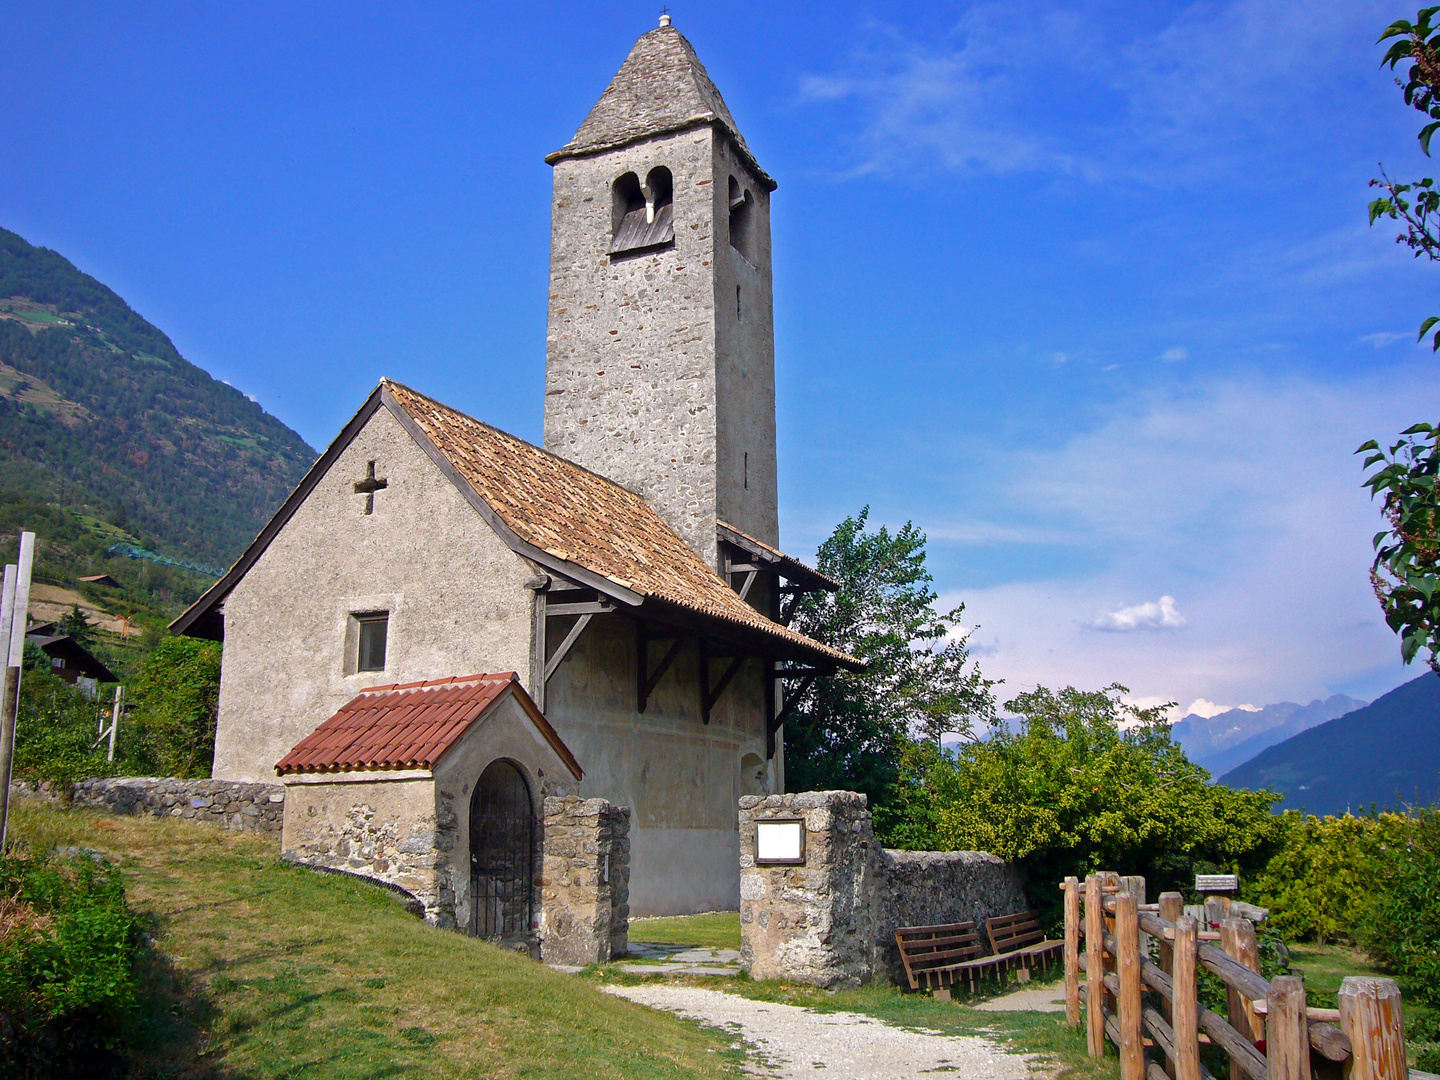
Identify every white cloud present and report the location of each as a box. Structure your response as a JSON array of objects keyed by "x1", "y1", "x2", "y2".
[
  {"x1": 1092, "y1": 595, "x2": 1186, "y2": 632},
  {"x1": 1161, "y1": 347, "x2": 1188, "y2": 363},
  {"x1": 797, "y1": 1, "x2": 1375, "y2": 184},
  {"x1": 1360, "y1": 331, "x2": 1411, "y2": 348},
  {"x1": 1185, "y1": 698, "x2": 1261, "y2": 719},
  {"x1": 936, "y1": 364, "x2": 1440, "y2": 709}
]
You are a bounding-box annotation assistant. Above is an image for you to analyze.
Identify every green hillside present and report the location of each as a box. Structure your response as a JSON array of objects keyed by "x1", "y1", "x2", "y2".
[{"x1": 0, "y1": 226, "x2": 315, "y2": 567}]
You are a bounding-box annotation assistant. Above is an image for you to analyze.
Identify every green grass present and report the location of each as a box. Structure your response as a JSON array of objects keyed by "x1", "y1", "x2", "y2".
[
  {"x1": 1288, "y1": 942, "x2": 1435, "y2": 1025},
  {"x1": 628, "y1": 911, "x2": 741, "y2": 949},
  {"x1": 8, "y1": 799, "x2": 748, "y2": 1079}
]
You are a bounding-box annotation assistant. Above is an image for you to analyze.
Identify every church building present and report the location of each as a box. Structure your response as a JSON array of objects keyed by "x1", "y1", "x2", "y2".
[{"x1": 173, "y1": 17, "x2": 859, "y2": 926}]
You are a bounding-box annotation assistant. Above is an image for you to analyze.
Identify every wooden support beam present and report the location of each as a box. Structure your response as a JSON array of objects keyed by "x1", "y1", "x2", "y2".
[
  {"x1": 544, "y1": 613, "x2": 593, "y2": 681},
  {"x1": 1267, "y1": 976, "x2": 1312, "y2": 1080},
  {"x1": 545, "y1": 601, "x2": 615, "y2": 617},
  {"x1": 1338, "y1": 978, "x2": 1407, "y2": 1080},
  {"x1": 636, "y1": 624, "x2": 684, "y2": 714},
  {"x1": 701, "y1": 646, "x2": 745, "y2": 724},
  {"x1": 1222, "y1": 918, "x2": 1263, "y2": 1080},
  {"x1": 737, "y1": 568, "x2": 758, "y2": 601}
]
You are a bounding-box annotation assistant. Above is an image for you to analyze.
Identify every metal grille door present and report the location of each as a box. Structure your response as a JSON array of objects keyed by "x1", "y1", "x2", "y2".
[{"x1": 469, "y1": 760, "x2": 534, "y2": 939}]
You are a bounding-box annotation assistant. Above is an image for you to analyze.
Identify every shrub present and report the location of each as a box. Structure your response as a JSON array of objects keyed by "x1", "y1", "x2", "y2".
[
  {"x1": 0, "y1": 849, "x2": 144, "y2": 1079},
  {"x1": 1245, "y1": 812, "x2": 1414, "y2": 943},
  {"x1": 11, "y1": 656, "x2": 117, "y2": 790},
  {"x1": 125, "y1": 636, "x2": 221, "y2": 778},
  {"x1": 1355, "y1": 806, "x2": 1440, "y2": 1005},
  {"x1": 914, "y1": 685, "x2": 1285, "y2": 910}
]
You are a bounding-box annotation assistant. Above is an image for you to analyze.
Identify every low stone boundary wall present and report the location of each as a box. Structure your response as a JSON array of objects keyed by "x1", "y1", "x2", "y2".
[
  {"x1": 540, "y1": 796, "x2": 631, "y2": 965},
  {"x1": 70, "y1": 777, "x2": 285, "y2": 837},
  {"x1": 739, "y1": 791, "x2": 1027, "y2": 988}
]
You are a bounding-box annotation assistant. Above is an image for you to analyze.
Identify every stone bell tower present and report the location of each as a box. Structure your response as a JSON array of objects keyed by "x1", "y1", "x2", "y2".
[{"x1": 543, "y1": 15, "x2": 778, "y2": 571}]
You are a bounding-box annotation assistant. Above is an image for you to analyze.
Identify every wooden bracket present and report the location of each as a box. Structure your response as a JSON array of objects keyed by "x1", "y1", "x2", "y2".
[
  {"x1": 636, "y1": 623, "x2": 684, "y2": 714},
  {"x1": 545, "y1": 600, "x2": 615, "y2": 617},
  {"x1": 699, "y1": 639, "x2": 745, "y2": 724},
  {"x1": 544, "y1": 613, "x2": 593, "y2": 682},
  {"x1": 768, "y1": 672, "x2": 816, "y2": 757}
]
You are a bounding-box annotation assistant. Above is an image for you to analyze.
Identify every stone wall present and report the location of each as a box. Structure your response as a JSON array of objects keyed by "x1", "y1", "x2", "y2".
[
  {"x1": 738, "y1": 791, "x2": 1027, "y2": 988},
  {"x1": 70, "y1": 777, "x2": 285, "y2": 836},
  {"x1": 739, "y1": 791, "x2": 876, "y2": 987},
  {"x1": 872, "y1": 849, "x2": 1026, "y2": 983},
  {"x1": 539, "y1": 796, "x2": 631, "y2": 965}
]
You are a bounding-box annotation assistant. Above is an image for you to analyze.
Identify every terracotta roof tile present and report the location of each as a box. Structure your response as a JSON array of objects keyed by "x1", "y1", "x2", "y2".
[
  {"x1": 383, "y1": 380, "x2": 858, "y2": 669},
  {"x1": 274, "y1": 672, "x2": 582, "y2": 778}
]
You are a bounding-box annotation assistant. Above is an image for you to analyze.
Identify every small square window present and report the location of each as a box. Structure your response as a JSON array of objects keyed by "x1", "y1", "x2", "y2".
[{"x1": 356, "y1": 613, "x2": 388, "y2": 672}]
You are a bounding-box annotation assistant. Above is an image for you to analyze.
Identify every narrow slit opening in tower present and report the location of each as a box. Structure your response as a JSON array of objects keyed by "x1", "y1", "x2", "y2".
[{"x1": 610, "y1": 167, "x2": 674, "y2": 256}]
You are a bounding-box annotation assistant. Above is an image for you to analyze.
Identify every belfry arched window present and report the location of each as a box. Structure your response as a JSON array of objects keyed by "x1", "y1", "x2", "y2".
[
  {"x1": 728, "y1": 175, "x2": 754, "y2": 263},
  {"x1": 610, "y1": 166, "x2": 674, "y2": 255}
]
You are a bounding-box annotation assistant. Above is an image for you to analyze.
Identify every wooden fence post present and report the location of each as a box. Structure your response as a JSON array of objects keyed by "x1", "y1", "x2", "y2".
[
  {"x1": 1158, "y1": 892, "x2": 1183, "y2": 1079},
  {"x1": 1337, "y1": 977, "x2": 1407, "y2": 1080},
  {"x1": 1221, "y1": 918, "x2": 1263, "y2": 1080},
  {"x1": 1100, "y1": 872, "x2": 1120, "y2": 1019},
  {"x1": 1064, "y1": 875, "x2": 1081, "y2": 1028},
  {"x1": 1267, "y1": 975, "x2": 1313, "y2": 1080},
  {"x1": 1117, "y1": 892, "x2": 1144, "y2": 1080},
  {"x1": 1173, "y1": 914, "x2": 1200, "y2": 1080},
  {"x1": 1086, "y1": 874, "x2": 1105, "y2": 1058}
]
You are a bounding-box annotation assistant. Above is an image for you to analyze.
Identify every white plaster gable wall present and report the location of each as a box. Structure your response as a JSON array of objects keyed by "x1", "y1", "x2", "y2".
[
  {"x1": 212, "y1": 406, "x2": 535, "y2": 782},
  {"x1": 544, "y1": 124, "x2": 782, "y2": 569},
  {"x1": 544, "y1": 613, "x2": 769, "y2": 915}
]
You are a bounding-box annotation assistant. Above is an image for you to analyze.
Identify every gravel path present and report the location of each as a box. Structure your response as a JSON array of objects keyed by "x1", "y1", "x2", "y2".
[{"x1": 602, "y1": 983, "x2": 1034, "y2": 1080}]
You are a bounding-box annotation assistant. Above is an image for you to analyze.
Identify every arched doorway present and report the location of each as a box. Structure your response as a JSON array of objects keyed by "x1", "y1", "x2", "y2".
[{"x1": 469, "y1": 760, "x2": 534, "y2": 939}]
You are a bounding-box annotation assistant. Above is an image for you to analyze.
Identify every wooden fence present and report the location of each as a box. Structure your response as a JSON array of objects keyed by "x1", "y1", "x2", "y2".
[{"x1": 1061, "y1": 873, "x2": 1410, "y2": 1080}]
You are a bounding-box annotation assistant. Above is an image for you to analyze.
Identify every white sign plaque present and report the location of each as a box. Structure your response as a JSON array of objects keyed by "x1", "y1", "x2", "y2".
[
  {"x1": 755, "y1": 819, "x2": 805, "y2": 865},
  {"x1": 1195, "y1": 874, "x2": 1239, "y2": 893}
]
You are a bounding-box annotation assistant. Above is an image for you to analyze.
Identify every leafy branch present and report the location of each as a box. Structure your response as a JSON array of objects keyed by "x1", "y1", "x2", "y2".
[
  {"x1": 1371, "y1": 8, "x2": 1440, "y2": 346},
  {"x1": 1357, "y1": 425, "x2": 1440, "y2": 672}
]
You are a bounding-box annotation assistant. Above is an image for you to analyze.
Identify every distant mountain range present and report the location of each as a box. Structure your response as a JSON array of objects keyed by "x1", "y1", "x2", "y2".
[
  {"x1": 1221, "y1": 673, "x2": 1440, "y2": 815},
  {"x1": 0, "y1": 226, "x2": 315, "y2": 565},
  {"x1": 1171, "y1": 695, "x2": 1367, "y2": 777}
]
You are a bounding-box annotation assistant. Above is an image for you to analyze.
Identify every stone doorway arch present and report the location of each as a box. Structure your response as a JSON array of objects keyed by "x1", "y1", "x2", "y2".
[{"x1": 469, "y1": 759, "x2": 534, "y2": 939}]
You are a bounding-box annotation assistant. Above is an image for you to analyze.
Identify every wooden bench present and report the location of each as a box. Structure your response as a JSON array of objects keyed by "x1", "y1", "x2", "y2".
[
  {"x1": 985, "y1": 910, "x2": 1063, "y2": 979},
  {"x1": 895, "y1": 922, "x2": 999, "y2": 994}
]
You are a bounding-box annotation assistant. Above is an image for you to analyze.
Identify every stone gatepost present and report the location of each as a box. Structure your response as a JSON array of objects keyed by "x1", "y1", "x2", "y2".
[
  {"x1": 738, "y1": 791, "x2": 876, "y2": 987},
  {"x1": 539, "y1": 796, "x2": 631, "y2": 965}
]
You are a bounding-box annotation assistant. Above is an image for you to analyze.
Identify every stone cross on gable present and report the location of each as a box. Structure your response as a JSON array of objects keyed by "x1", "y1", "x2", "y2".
[{"x1": 353, "y1": 460, "x2": 388, "y2": 515}]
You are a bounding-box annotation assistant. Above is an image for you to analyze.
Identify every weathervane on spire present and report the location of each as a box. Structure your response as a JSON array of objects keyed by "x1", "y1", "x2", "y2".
[{"x1": 659, "y1": 6, "x2": 671, "y2": 27}]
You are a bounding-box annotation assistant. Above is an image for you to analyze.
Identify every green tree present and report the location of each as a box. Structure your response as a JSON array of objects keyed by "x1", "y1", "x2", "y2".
[
  {"x1": 917, "y1": 685, "x2": 1282, "y2": 903},
  {"x1": 784, "y1": 508, "x2": 994, "y2": 840},
  {"x1": 125, "y1": 636, "x2": 221, "y2": 778},
  {"x1": 1363, "y1": 11, "x2": 1440, "y2": 670},
  {"x1": 55, "y1": 603, "x2": 94, "y2": 649}
]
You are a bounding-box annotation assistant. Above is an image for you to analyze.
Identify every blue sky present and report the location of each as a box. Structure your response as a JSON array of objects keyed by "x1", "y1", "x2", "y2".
[{"x1": 3, "y1": 1, "x2": 1437, "y2": 716}]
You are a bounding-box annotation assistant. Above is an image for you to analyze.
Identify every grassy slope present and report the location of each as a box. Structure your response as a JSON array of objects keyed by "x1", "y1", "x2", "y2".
[{"x1": 10, "y1": 800, "x2": 745, "y2": 1080}]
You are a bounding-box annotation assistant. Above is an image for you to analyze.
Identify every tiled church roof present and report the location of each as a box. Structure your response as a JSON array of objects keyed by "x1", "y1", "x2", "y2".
[
  {"x1": 545, "y1": 23, "x2": 775, "y2": 190},
  {"x1": 172, "y1": 380, "x2": 860, "y2": 671},
  {"x1": 275, "y1": 672, "x2": 582, "y2": 778},
  {"x1": 384, "y1": 380, "x2": 858, "y2": 668}
]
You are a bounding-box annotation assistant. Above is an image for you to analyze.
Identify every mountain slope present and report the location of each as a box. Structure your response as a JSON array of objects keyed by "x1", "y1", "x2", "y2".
[
  {"x1": 1172, "y1": 695, "x2": 1366, "y2": 777},
  {"x1": 0, "y1": 226, "x2": 315, "y2": 565},
  {"x1": 1220, "y1": 674, "x2": 1440, "y2": 814}
]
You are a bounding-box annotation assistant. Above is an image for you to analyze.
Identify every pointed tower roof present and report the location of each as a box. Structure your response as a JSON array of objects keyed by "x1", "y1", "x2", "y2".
[{"x1": 546, "y1": 21, "x2": 775, "y2": 190}]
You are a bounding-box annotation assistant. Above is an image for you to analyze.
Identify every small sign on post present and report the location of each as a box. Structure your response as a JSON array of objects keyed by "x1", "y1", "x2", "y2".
[
  {"x1": 1195, "y1": 874, "x2": 1239, "y2": 893},
  {"x1": 0, "y1": 531, "x2": 36, "y2": 852}
]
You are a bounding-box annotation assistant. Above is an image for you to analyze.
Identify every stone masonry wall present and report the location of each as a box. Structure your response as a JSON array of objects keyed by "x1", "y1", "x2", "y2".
[
  {"x1": 739, "y1": 791, "x2": 876, "y2": 988},
  {"x1": 539, "y1": 796, "x2": 631, "y2": 965},
  {"x1": 739, "y1": 791, "x2": 1027, "y2": 988},
  {"x1": 872, "y1": 849, "x2": 1026, "y2": 983},
  {"x1": 70, "y1": 777, "x2": 284, "y2": 837}
]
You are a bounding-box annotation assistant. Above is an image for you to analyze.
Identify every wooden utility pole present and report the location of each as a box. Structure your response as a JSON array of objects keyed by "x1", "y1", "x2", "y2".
[{"x1": 0, "y1": 533, "x2": 35, "y2": 852}]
